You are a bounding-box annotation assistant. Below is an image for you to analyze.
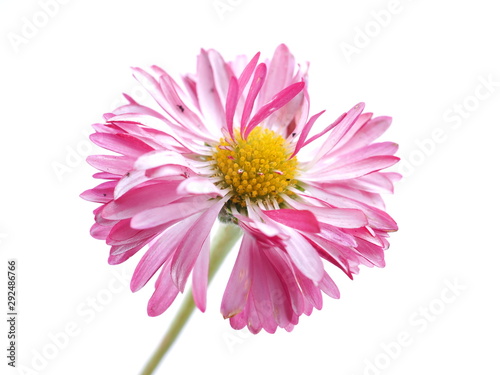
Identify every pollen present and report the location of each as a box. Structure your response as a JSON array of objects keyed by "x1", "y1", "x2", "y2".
[{"x1": 211, "y1": 127, "x2": 298, "y2": 206}]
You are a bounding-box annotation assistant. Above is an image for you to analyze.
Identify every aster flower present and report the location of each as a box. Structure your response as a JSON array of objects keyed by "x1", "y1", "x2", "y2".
[{"x1": 81, "y1": 44, "x2": 399, "y2": 338}]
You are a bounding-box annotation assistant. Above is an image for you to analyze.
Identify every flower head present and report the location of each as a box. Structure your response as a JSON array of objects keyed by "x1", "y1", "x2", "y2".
[{"x1": 81, "y1": 44, "x2": 399, "y2": 333}]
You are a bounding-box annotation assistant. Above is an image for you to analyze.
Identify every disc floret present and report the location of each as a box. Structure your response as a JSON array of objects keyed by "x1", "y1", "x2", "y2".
[{"x1": 212, "y1": 127, "x2": 298, "y2": 206}]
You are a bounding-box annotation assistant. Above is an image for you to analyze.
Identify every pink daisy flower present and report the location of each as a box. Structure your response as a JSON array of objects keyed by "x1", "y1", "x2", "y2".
[{"x1": 81, "y1": 44, "x2": 399, "y2": 334}]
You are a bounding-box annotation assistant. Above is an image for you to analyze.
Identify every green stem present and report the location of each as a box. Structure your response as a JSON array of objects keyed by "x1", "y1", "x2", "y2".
[{"x1": 140, "y1": 223, "x2": 242, "y2": 375}]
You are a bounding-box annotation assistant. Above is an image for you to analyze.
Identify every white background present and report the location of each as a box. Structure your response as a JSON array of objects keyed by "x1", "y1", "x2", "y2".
[{"x1": 1, "y1": 0, "x2": 499, "y2": 374}]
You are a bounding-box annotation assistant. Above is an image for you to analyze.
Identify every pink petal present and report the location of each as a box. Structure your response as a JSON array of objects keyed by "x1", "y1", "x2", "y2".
[
  {"x1": 333, "y1": 155, "x2": 400, "y2": 180},
  {"x1": 192, "y1": 237, "x2": 210, "y2": 312},
  {"x1": 90, "y1": 133, "x2": 154, "y2": 158},
  {"x1": 147, "y1": 260, "x2": 180, "y2": 317},
  {"x1": 94, "y1": 205, "x2": 115, "y2": 226},
  {"x1": 353, "y1": 238, "x2": 385, "y2": 267},
  {"x1": 344, "y1": 172, "x2": 399, "y2": 194},
  {"x1": 113, "y1": 170, "x2": 148, "y2": 199},
  {"x1": 229, "y1": 309, "x2": 248, "y2": 330},
  {"x1": 92, "y1": 172, "x2": 120, "y2": 180},
  {"x1": 347, "y1": 227, "x2": 384, "y2": 247},
  {"x1": 158, "y1": 74, "x2": 206, "y2": 132},
  {"x1": 308, "y1": 235, "x2": 356, "y2": 278},
  {"x1": 246, "y1": 296, "x2": 263, "y2": 334},
  {"x1": 318, "y1": 272, "x2": 340, "y2": 299},
  {"x1": 337, "y1": 116, "x2": 392, "y2": 154},
  {"x1": 106, "y1": 219, "x2": 161, "y2": 246},
  {"x1": 102, "y1": 181, "x2": 181, "y2": 220},
  {"x1": 170, "y1": 197, "x2": 228, "y2": 292},
  {"x1": 384, "y1": 172, "x2": 403, "y2": 184},
  {"x1": 132, "y1": 67, "x2": 175, "y2": 116},
  {"x1": 285, "y1": 230, "x2": 324, "y2": 282},
  {"x1": 109, "y1": 112, "x2": 207, "y2": 152},
  {"x1": 314, "y1": 181, "x2": 385, "y2": 208},
  {"x1": 207, "y1": 49, "x2": 232, "y2": 112},
  {"x1": 265, "y1": 249, "x2": 304, "y2": 316},
  {"x1": 263, "y1": 209, "x2": 320, "y2": 233},
  {"x1": 87, "y1": 155, "x2": 134, "y2": 175},
  {"x1": 80, "y1": 181, "x2": 116, "y2": 203},
  {"x1": 197, "y1": 49, "x2": 225, "y2": 135},
  {"x1": 328, "y1": 142, "x2": 399, "y2": 164},
  {"x1": 259, "y1": 254, "x2": 296, "y2": 330},
  {"x1": 221, "y1": 235, "x2": 254, "y2": 319},
  {"x1": 110, "y1": 239, "x2": 150, "y2": 256},
  {"x1": 310, "y1": 102, "x2": 365, "y2": 165},
  {"x1": 301, "y1": 111, "x2": 346, "y2": 149},
  {"x1": 113, "y1": 93, "x2": 166, "y2": 120},
  {"x1": 244, "y1": 81, "x2": 305, "y2": 139},
  {"x1": 237, "y1": 52, "x2": 261, "y2": 99},
  {"x1": 181, "y1": 75, "x2": 200, "y2": 111},
  {"x1": 284, "y1": 195, "x2": 369, "y2": 228},
  {"x1": 248, "y1": 249, "x2": 279, "y2": 333},
  {"x1": 235, "y1": 213, "x2": 284, "y2": 242},
  {"x1": 295, "y1": 270, "x2": 323, "y2": 309},
  {"x1": 258, "y1": 44, "x2": 295, "y2": 106},
  {"x1": 133, "y1": 150, "x2": 196, "y2": 171},
  {"x1": 328, "y1": 112, "x2": 372, "y2": 151},
  {"x1": 130, "y1": 196, "x2": 212, "y2": 230},
  {"x1": 130, "y1": 68, "x2": 204, "y2": 143},
  {"x1": 285, "y1": 86, "x2": 311, "y2": 138},
  {"x1": 143, "y1": 164, "x2": 194, "y2": 179},
  {"x1": 302, "y1": 188, "x2": 398, "y2": 231},
  {"x1": 225, "y1": 76, "x2": 239, "y2": 139},
  {"x1": 108, "y1": 244, "x2": 143, "y2": 265},
  {"x1": 307, "y1": 156, "x2": 400, "y2": 181},
  {"x1": 265, "y1": 88, "x2": 305, "y2": 135},
  {"x1": 177, "y1": 176, "x2": 225, "y2": 197},
  {"x1": 290, "y1": 110, "x2": 325, "y2": 158},
  {"x1": 90, "y1": 222, "x2": 112, "y2": 240},
  {"x1": 130, "y1": 214, "x2": 199, "y2": 292},
  {"x1": 109, "y1": 119, "x2": 190, "y2": 152},
  {"x1": 220, "y1": 235, "x2": 254, "y2": 319},
  {"x1": 240, "y1": 63, "x2": 267, "y2": 134},
  {"x1": 113, "y1": 164, "x2": 190, "y2": 199},
  {"x1": 318, "y1": 222, "x2": 358, "y2": 247}
]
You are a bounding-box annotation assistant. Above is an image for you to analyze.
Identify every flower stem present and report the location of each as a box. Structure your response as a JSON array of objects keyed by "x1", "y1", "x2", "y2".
[{"x1": 140, "y1": 223, "x2": 242, "y2": 375}]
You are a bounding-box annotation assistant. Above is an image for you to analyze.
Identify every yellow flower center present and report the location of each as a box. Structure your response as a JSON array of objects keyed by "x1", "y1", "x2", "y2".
[{"x1": 211, "y1": 127, "x2": 298, "y2": 206}]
